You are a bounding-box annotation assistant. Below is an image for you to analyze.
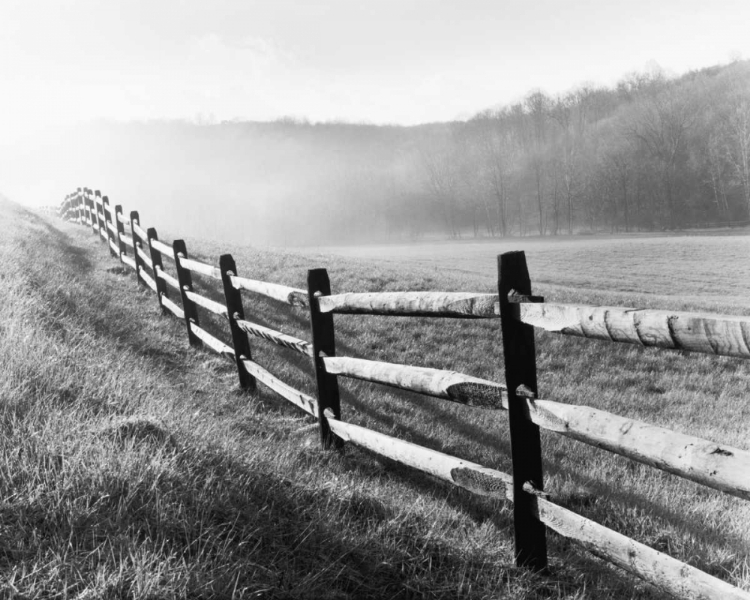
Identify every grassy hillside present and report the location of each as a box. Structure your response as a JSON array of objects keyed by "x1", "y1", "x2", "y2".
[{"x1": 2, "y1": 199, "x2": 749, "y2": 598}]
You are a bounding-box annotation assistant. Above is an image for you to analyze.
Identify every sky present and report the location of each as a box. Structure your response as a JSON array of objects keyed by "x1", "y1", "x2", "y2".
[{"x1": 2, "y1": 0, "x2": 750, "y2": 140}]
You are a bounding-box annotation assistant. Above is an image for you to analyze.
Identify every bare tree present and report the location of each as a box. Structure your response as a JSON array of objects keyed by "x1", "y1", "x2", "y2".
[
  {"x1": 628, "y1": 81, "x2": 702, "y2": 229},
  {"x1": 418, "y1": 126, "x2": 462, "y2": 237},
  {"x1": 523, "y1": 91, "x2": 552, "y2": 234},
  {"x1": 722, "y1": 66, "x2": 750, "y2": 215}
]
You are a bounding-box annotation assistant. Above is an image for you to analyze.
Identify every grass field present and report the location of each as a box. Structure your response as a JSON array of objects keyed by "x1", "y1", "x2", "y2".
[{"x1": 2, "y1": 199, "x2": 749, "y2": 599}]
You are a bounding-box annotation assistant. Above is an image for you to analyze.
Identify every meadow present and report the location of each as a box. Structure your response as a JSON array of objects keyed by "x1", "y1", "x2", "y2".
[{"x1": 1, "y1": 198, "x2": 748, "y2": 598}]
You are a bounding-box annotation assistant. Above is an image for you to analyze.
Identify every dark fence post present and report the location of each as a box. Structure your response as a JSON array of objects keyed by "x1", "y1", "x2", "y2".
[
  {"x1": 76, "y1": 188, "x2": 83, "y2": 223},
  {"x1": 147, "y1": 227, "x2": 168, "y2": 314},
  {"x1": 130, "y1": 211, "x2": 146, "y2": 288},
  {"x1": 220, "y1": 254, "x2": 255, "y2": 391},
  {"x1": 307, "y1": 268, "x2": 343, "y2": 449},
  {"x1": 87, "y1": 189, "x2": 97, "y2": 234},
  {"x1": 498, "y1": 250, "x2": 547, "y2": 571},
  {"x1": 103, "y1": 196, "x2": 118, "y2": 258},
  {"x1": 114, "y1": 205, "x2": 127, "y2": 263},
  {"x1": 173, "y1": 239, "x2": 201, "y2": 347},
  {"x1": 83, "y1": 189, "x2": 90, "y2": 227},
  {"x1": 94, "y1": 190, "x2": 103, "y2": 239}
]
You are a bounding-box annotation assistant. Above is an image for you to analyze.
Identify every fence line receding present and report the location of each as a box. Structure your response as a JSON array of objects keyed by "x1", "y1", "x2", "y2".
[{"x1": 54, "y1": 186, "x2": 750, "y2": 600}]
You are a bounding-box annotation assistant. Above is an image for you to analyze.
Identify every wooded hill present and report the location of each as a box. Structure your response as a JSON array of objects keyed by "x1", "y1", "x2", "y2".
[{"x1": 17, "y1": 59, "x2": 750, "y2": 244}]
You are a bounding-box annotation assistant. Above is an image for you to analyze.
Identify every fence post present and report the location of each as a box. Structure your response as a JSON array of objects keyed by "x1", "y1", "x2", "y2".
[
  {"x1": 173, "y1": 239, "x2": 202, "y2": 347},
  {"x1": 103, "y1": 196, "x2": 118, "y2": 258},
  {"x1": 497, "y1": 250, "x2": 547, "y2": 571},
  {"x1": 147, "y1": 228, "x2": 168, "y2": 314},
  {"x1": 94, "y1": 190, "x2": 104, "y2": 239},
  {"x1": 87, "y1": 189, "x2": 97, "y2": 234},
  {"x1": 130, "y1": 211, "x2": 147, "y2": 288},
  {"x1": 307, "y1": 268, "x2": 343, "y2": 450},
  {"x1": 219, "y1": 254, "x2": 255, "y2": 391},
  {"x1": 75, "y1": 188, "x2": 82, "y2": 223},
  {"x1": 83, "y1": 189, "x2": 90, "y2": 227},
  {"x1": 114, "y1": 205, "x2": 127, "y2": 263}
]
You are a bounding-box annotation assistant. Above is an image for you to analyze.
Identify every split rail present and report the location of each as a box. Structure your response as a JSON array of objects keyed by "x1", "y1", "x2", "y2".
[{"x1": 56, "y1": 187, "x2": 750, "y2": 600}]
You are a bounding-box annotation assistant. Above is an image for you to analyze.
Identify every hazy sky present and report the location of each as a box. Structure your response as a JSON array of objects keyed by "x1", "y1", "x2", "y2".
[{"x1": 2, "y1": 0, "x2": 750, "y2": 137}]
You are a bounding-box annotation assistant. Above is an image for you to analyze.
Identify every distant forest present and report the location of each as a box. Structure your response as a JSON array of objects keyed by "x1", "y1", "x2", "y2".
[{"x1": 17, "y1": 59, "x2": 750, "y2": 244}]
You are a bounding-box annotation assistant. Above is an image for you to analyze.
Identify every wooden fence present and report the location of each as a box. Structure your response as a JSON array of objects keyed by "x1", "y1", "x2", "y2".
[{"x1": 56, "y1": 187, "x2": 750, "y2": 600}]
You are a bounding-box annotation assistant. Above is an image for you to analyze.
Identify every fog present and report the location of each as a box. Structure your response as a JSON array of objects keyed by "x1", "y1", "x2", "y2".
[
  {"x1": 3, "y1": 119, "x2": 412, "y2": 246},
  {"x1": 5, "y1": 60, "x2": 750, "y2": 245}
]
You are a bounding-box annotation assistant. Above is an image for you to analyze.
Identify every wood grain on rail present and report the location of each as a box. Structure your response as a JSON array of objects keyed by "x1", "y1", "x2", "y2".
[
  {"x1": 522, "y1": 396, "x2": 750, "y2": 500},
  {"x1": 160, "y1": 295, "x2": 184, "y2": 320},
  {"x1": 120, "y1": 254, "x2": 136, "y2": 270},
  {"x1": 536, "y1": 498, "x2": 750, "y2": 600},
  {"x1": 517, "y1": 303, "x2": 750, "y2": 359},
  {"x1": 236, "y1": 319, "x2": 313, "y2": 356},
  {"x1": 155, "y1": 266, "x2": 180, "y2": 291},
  {"x1": 131, "y1": 221, "x2": 148, "y2": 242},
  {"x1": 185, "y1": 290, "x2": 228, "y2": 317},
  {"x1": 189, "y1": 322, "x2": 234, "y2": 358},
  {"x1": 318, "y1": 292, "x2": 500, "y2": 318},
  {"x1": 241, "y1": 358, "x2": 318, "y2": 416},
  {"x1": 119, "y1": 233, "x2": 134, "y2": 248},
  {"x1": 179, "y1": 256, "x2": 222, "y2": 280},
  {"x1": 322, "y1": 355, "x2": 506, "y2": 408},
  {"x1": 149, "y1": 238, "x2": 174, "y2": 258},
  {"x1": 325, "y1": 414, "x2": 513, "y2": 497},
  {"x1": 231, "y1": 275, "x2": 309, "y2": 307},
  {"x1": 138, "y1": 267, "x2": 157, "y2": 293},
  {"x1": 136, "y1": 245, "x2": 153, "y2": 270}
]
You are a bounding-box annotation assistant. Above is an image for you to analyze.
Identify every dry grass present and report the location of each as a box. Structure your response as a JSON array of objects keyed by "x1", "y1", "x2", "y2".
[{"x1": 2, "y1": 200, "x2": 748, "y2": 598}]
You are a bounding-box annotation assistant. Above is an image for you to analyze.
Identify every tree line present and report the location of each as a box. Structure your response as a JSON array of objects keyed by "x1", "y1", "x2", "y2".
[
  {"x1": 11, "y1": 59, "x2": 749, "y2": 245},
  {"x1": 375, "y1": 59, "x2": 750, "y2": 238}
]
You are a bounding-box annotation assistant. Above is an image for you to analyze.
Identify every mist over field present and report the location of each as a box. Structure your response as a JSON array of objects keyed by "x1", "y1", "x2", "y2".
[{"x1": 4, "y1": 60, "x2": 750, "y2": 248}]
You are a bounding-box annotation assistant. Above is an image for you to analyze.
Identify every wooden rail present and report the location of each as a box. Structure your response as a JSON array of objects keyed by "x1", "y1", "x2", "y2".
[
  {"x1": 230, "y1": 275, "x2": 308, "y2": 307},
  {"x1": 517, "y1": 302, "x2": 750, "y2": 359},
  {"x1": 136, "y1": 245, "x2": 154, "y2": 270},
  {"x1": 180, "y1": 256, "x2": 222, "y2": 280},
  {"x1": 190, "y1": 322, "x2": 234, "y2": 358},
  {"x1": 120, "y1": 233, "x2": 135, "y2": 248},
  {"x1": 155, "y1": 266, "x2": 180, "y2": 291},
  {"x1": 132, "y1": 221, "x2": 148, "y2": 243},
  {"x1": 149, "y1": 238, "x2": 174, "y2": 258},
  {"x1": 522, "y1": 394, "x2": 750, "y2": 500},
  {"x1": 325, "y1": 411, "x2": 513, "y2": 496},
  {"x1": 161, "y1": 295, "x2": 184, "y2": 320},
  {"x1": 120, "y1": 254, "x2": 136, "y2": 270},
  {"x1": 138, "y1": 267, "x2": 158, "y2": 293},
  {"x1": 322, "y1": 355, "x2": 506, "y2": 408},
  {"x1": 318, "y1": 291, "x2": 499, "y2": 318},
  {"x1": 235, "y1": 319, "x2": 313, "y2": 357},
  {"x1": 54, "y1": 189, "x2": 750, "y2": 600},
  {"x1": 534, "y1": 496, "x2": 750, "y2": 600},
  {"x1": 185, "y1": 290, "x2": 228, "y2": 317},
  {"x1": 242, "y1": 358, "x2": 317, "y2": 416}
]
